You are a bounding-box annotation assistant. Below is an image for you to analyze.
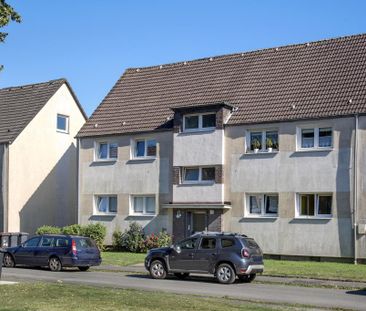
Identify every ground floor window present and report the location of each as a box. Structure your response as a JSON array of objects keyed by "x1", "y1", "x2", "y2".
[
  {"x1": 95, "y1": 195, "x2": 117, "y2": 214},
  {"x1": 246, "y1": 194, "x2": 278, "y2": 217},
  {"x1": 297, "y1": 193, "x2": 332, "y2": 217},
  {"x1": 131, "y1": 195, "x2": 156, "y2": 215}
]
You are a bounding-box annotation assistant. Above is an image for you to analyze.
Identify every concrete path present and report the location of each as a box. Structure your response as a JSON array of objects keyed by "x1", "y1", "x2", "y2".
[{"x1": 2, "y1": 267, "x2": 366, "y2": 310}]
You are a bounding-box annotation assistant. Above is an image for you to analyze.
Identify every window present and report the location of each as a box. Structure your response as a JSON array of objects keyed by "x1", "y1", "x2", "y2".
[
  {"x1": 298, "y1": 127, "x2": 332, "y2": 150},
  {"x1": 246, "y1": 194, "x2": 279, "y2": 217},
  {"x1": 40, "y1": 237, "x2": 54, "y2": 247},
  {"x1": 183, "y1": 113, "x2": 216, "y2": 132},
  {"x1": 96, "y1": 142, "x2": 118, "y2": 160},
  {"x1": 134, "y1": 139, "x2": 157, "y2": 158},
  {"x1": 57, "y1": 114, "x2": 69, "y2": 133},
  {"x1": 183, "y1": 167, "x2": 215, "y2": 184},
  {"x1": 131, "y1": 195, "x2": 156, "y2": 215},
  {"x1": 55, "y1": 238, "x2": 69, "y2": 247},
  {"x1": 95, "y1": 195, "x2": 117, "y2": 214},
  {"x1": 24, "y1": 237, "x2": 41, "y2": 247},
  {"x1": 200, "y1": 238, "x2": 217, "y2": 249},
  {"x1": 221, "y1": 238, "x2": 235, "y2": 248},
  {"x1": 177, "y1": 238, "x2": 198, "y2": 250},
  {"x1": 297, "y1": 194, "x2": 332, "y2": 217},
  {"x1": 247, "y1": 130, "x2": 278, "y2": 152}
]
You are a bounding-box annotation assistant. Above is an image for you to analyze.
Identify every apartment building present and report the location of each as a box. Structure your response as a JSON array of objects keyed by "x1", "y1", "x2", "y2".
[
  {"x1": 77, "y1": 33, "x2": 366, "y2": 261},
  {"x1": 0, "y1": 79, "x2": 86, "y2": 233}
]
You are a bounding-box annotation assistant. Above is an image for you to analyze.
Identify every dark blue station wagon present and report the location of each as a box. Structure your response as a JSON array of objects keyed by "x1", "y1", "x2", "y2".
[{"x1": 2, "y1": 235, "x2": 102, "y2": 271}]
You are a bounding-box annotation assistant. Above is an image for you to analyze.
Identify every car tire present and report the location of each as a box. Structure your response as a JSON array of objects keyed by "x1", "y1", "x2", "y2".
[
  {"x1": 216, "y1": 263, "x2": 236, "y2": 284},
  {"x1": 78, "y1": 266, "x2": 90, "y2": 272},
  {"x1": 238, "y1": 273, "x2": 256, "y2": 283},
  {"x1": 149, "y1": 260, "x2": 167, "y2": 279},
  {"x1": 48, "y1": 257, "x2": 62, "y2": 272},
  {"x1": 174, "y1": 272, "x2": 189, "y2": 280},
  {"x1": 3, "y1": 253, "x2": 15, "y2": 268}
]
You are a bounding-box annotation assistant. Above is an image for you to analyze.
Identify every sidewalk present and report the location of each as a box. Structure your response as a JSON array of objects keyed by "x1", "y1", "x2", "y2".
[{"x1": 93, "y1": 264, "x2": 366, "y2": 290}]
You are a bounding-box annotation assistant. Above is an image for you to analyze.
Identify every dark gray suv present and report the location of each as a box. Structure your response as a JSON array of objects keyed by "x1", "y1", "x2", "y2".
[{"x1": 144, "y1": 232, "x2": 264, "y2": 284}]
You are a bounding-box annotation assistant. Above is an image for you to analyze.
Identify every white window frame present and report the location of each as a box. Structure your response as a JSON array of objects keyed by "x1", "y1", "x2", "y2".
[
  {"x1": 295, "y1": 193, "x2": 333, "y2": 218},
  {"x1": 94, "y1": 141, "x2": 118, "y2": 161},
  {"x1": 245, "y1": 193, "x2": 279, "y2": 217},
  {"x1": 94, "y1": 195, "x2": 117, "y2": 215},
  {"x1": 183, "y1": 112, "x2": 216, "y2": 132},
  {"x1": 245, "y1": 130, "x2": 279, "y2": 153},
  {"x1": 131, "y1": 138, "x2": 157, "y2": 159},
  {"x1": 182, "y1": 166, "x2": 216, "y2": 184},
  {"x1": 130, "y1": 195, "x2": 157, "y2": 216},
  {"x1": 296, "y1": 127, "x2": 333, "y2": 151},
  {"x1": 56, "y1": 114, "x2": 69, "y2": 133}
]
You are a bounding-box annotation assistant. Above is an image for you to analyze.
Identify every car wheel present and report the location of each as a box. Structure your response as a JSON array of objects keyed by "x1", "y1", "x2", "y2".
[
  {"x1": 78, "y1": 266, "x2": 90, "y2": 272},
  {"x1": 238, "y1": 273, "x2": 256, "y2": 283},
  {"x1": 48, "y1": 257, "x2": 62, "y2": 272},
  {"x1": 3, "y1": 253, "x2": 15, "y2": 268},
  {"x1": 216, "y1": 263, "x2": 236, "y2": 284},
  {"x1": 149, "y1": 260, "x2": 167, "y2": 279},
  {"x1": 174, "y1": 272, "x2": 189, "y2": 280}
]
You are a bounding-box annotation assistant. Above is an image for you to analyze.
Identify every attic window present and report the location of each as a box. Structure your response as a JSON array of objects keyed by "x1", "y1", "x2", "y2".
[
  {"x1": 57, "y1": 114, "x2": 69, "y2": 133},
  {"x1": 183, "y1": 113, "x2": 216, "y2": 132}
]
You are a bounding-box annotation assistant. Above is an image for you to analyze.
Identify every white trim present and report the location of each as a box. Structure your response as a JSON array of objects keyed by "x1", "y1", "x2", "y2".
[
  {"x1": 56, "y1": 114, "x2": 69, "y2": 133},
  {"x1": 93, "y1": 195, "x2": 118, "y2": 215},
  {"x1": 131, "y1": 138, "x2": 157, "y2": 159},
  {"x1": 94, "y1": 140, "x2": 118, "y2": 161},
  {"x1": 244, "y1": 193, "x2": 279, "y2": 217},
  {"x1": 130, "y1": 194, "x2": 157, "y2": 216},
  {"x1": 182, "y1": 166, "x2": 215, "y2": 184},
  {"x1": 183, "y1": 112, "x2": 216, "y2": 132},
  {"x1": 296, "y1": 126, "x2": 333, "y2": 151},
  {"x1": 245, "y1": 129, "x2": 279, "y2": 153},
  {"x1": 295, "y1": 193, "x2": 333, "y2": 218}
]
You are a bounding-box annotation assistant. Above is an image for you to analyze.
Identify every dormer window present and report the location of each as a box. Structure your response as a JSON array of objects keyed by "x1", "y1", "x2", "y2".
[{"x1": 183, "y1": 113, "x2": 216, "y2": 132}]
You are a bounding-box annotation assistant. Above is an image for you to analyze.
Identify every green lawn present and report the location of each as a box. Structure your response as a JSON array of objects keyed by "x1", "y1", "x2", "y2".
[
  {"x1": 0, "y1": 283, "x2": 298, "y2": 311},
  {"x1": 101, "y1": 251, "x2": 366, "y2": 281}
]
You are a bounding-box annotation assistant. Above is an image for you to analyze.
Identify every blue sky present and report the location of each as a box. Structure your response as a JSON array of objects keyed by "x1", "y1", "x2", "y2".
[{"x1": 1, "y1": 0, "x2": 366, "y2": 116}]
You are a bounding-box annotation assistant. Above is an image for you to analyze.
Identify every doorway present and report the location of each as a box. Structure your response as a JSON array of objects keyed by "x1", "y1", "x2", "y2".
[{"x1": 191, "y1": 212, "x2": 207, "y2": 234}]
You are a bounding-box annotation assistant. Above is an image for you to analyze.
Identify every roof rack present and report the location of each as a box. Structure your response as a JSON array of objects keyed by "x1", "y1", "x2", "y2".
[{"x1": 190, "y1": 231, "x2": 248, "y2": 238}]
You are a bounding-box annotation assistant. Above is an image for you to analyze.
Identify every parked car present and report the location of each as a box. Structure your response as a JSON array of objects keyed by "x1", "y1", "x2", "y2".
[
  {"x1": 145, "y1": 232, "x2": 264, "y2": 284},
  {"x1": 2, "y1": 234, "x2": 102, "y2": 272}
]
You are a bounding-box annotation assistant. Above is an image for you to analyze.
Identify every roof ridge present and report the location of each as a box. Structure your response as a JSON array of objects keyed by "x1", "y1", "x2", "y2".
[
  {"x1": 0, "y1": 78, "x2": 66, "y2": 91},
  {"x1": 126, "y1": 32, "x2": 366, "y2": 72}
]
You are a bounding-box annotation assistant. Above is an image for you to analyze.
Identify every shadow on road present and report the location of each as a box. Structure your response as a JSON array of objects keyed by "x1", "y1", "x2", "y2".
[
  {"x1": 346, "y1": 289, "x2": 366, "y2": 296},
  {"x1": 126, "y1": 273, "x2": 229, "y2": 284},
  {"x1": 6, "y1": 266, "x2": 82, "y2": 273}
]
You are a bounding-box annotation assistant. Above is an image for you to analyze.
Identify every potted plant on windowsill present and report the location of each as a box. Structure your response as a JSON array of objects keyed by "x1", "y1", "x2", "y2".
[
  {"x1": 266, "y1": 137, "x2": 273, "y2": 152},
  {"x1": 251, "y1": 139, "x2": 261, "y2": 153}
]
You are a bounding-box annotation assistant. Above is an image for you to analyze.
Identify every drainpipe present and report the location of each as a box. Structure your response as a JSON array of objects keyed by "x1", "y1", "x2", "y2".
[{"x1": 353, "y1": 114, "x2": 359, "y2": 265}]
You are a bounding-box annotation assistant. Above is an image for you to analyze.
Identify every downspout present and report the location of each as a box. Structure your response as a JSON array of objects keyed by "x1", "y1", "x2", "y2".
[
  {"x1": 77, "y1": 138, "x2": 81, "y2": 225},
  {"x1": 353, "y1": 114, "x2": 359, "y2": 265}
]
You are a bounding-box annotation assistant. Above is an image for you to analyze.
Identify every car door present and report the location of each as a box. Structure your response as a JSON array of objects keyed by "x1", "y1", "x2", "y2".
[
  {"x1": 33, "y1": 236, "x2": 55, "y2": 266},
  {"x1": 169, "y1": 237, "x2": 199, "y2": 271},
  {"x1": 192, "y1": 237, "x2": 217, "y2": 272},
  {"x1": 14, "y1": 237, "x2": 41, "y2": 265}
]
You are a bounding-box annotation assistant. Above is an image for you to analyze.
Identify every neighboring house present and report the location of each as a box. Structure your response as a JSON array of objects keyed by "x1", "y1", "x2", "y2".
[
  {"x1": 77, "y1": 33, "x2": 366, "y2": 261},
  {"x1": 0, "y1": 79, "x2": 86, "y2": 234}
]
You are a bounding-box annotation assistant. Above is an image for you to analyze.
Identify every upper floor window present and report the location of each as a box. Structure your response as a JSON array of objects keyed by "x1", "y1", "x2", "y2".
[
  {"x1": 96, "y1": 142, "x2": 118, "y2": 161},
  {"x1": 134, "y1": 139, "x2": 157, "y2": 158},
  {"x1": 297, "y1": 193, "x2": 332, "y2": 218},
  {"x1": 246, "y1": 130, "x2": 278, "y2": 153},
  {"x1": 95, "y1": 195, "x2": 117, "y2": 214},
  {"x1": 246, "y1": 194, "x2": 278, "y2": 217},
  {"x1": 298, "y1": 127, "x2": 332, "y2": 150},
  {"x1": 183, "y1": 113, "x2": 216, "y2": 132},
  {"x1": 131, "y1": 195, "x2": 156, "y2": 215},
  {"x1": 57, "y1": 114, "x2": 69, "y2": 133},
  {"x1": 183, "y1": 166, "x2": 215, "y2": 184}
]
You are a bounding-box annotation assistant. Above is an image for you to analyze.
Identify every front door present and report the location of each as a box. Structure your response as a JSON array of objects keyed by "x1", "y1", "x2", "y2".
[{"x1": 192, "y1": 212, "x2": 207, "y2": 234}]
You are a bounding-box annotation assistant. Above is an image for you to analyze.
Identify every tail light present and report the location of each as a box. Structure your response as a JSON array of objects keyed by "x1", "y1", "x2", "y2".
[
  {"x1": 72, "y1": 240, "x2": 77, "y2": 256},
  {"x1": 241, "y1": 249, "x2": 250, "y2": 259}
]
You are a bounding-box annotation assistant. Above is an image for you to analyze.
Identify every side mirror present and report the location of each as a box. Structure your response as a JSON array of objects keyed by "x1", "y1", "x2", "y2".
[{"x1": 174, "y1": 245, "x2": 181, "y2": 254}]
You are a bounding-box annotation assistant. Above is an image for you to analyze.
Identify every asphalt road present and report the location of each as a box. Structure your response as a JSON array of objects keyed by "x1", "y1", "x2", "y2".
[{"x1": 2, "y1": 267, "x2": 366, "y2": 310}]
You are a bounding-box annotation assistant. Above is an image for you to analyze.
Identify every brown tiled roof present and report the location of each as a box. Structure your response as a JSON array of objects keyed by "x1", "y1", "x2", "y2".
[
  {"x1": 0, "y1": 79, "x2": 86, "y2": 144},
  {"x1": 78, "y1": 33, "x2": 366, "y2": 138}
]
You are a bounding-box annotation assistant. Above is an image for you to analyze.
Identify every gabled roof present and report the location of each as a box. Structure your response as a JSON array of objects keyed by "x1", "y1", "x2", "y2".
[
  {"x1": 78, "y1": 33, "x2": 366, "y2": 138},
  {"x1": 0, "y1": 78, "x2": 86, "y2": 144}
]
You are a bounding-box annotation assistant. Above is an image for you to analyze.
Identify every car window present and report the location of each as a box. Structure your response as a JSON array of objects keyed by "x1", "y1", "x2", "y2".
[
  {"x1": 55, "y1": 238, "x2": 69, "y2": 247},
  {"x1": 76, "y1": 238, "x2": 94, "y2": 249},
  {"x1": 24, "y1": 237, "x2": 41, "y2": 248},
  {"x1": 40, "y1": 237, "x2": 54, "y2": 247},
  {"x1": 221, "y1": 238, "x2": 235, "y2": 248},
  {"x1": 241, "y1": 238, "x2": 259, "y2": 249},
  {"x1": 200, "y1": 238, "x2": 216, "y2": 249},
  {"x1": 178, "y1": 238, "x2": 198, "y2": 250}
]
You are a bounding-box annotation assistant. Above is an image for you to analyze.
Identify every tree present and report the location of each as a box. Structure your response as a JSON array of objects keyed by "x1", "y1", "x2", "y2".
[{"x1": 0, "y1": 0, "x2": 21, "y2": 70}]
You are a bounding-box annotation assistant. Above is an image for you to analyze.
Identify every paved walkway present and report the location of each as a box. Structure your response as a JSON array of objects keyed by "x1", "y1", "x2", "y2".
[{"x1": 93, "y1": 264, "x2": 366, "y2": 289}]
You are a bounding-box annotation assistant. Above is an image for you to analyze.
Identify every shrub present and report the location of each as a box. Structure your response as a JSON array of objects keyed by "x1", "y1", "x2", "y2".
[
  {"x1": 112, "y1": 230, "x2": 123, "y2": 251},
  {"x1": 120, "y1": 222, "x2": 145, "y2": 253},
  {"x1": 82, "y1": 223, "x2": 107, "y2": 250},
  {"x1": 35, "y1": 225, "x2": 61, "y2": 235},
  {"x1": 62, "y1": 224, "x2": 83, "y2": 236}
]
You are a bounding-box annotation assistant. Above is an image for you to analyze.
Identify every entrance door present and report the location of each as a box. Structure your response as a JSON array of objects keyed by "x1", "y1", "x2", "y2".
[{"x1": 192, "y1": 212, "x2": 207, "y2": 234}]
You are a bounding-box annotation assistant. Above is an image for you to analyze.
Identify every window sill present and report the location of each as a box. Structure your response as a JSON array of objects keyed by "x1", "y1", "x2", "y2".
[
  {"x1": 179, "y1": 181, "x2": 215, "y2": 186},
  {"x1": 244, "y1": 216, "x2": 278, "y2": 219},
  {"x1": 294, "y1": 216, "x2": 332, "y2": 220},
  {"x1": 129, "y1": 214, "x2": 156, "y2": 217},
  {"x1": 180, "y1": 128, "x2": 216, "y2": 135},
  {"x1": 56, "y1": 129, "x2": 69, "y2": 134},
  {"x1": 295, "y1": 148, "x2": 333, "y2": 153},
  {"x1": 92, "y1": 213, "x2": 117, "y2": 217},
  {"x1": 244, "y1": 150, "x2": 279, "y2": 155}
]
